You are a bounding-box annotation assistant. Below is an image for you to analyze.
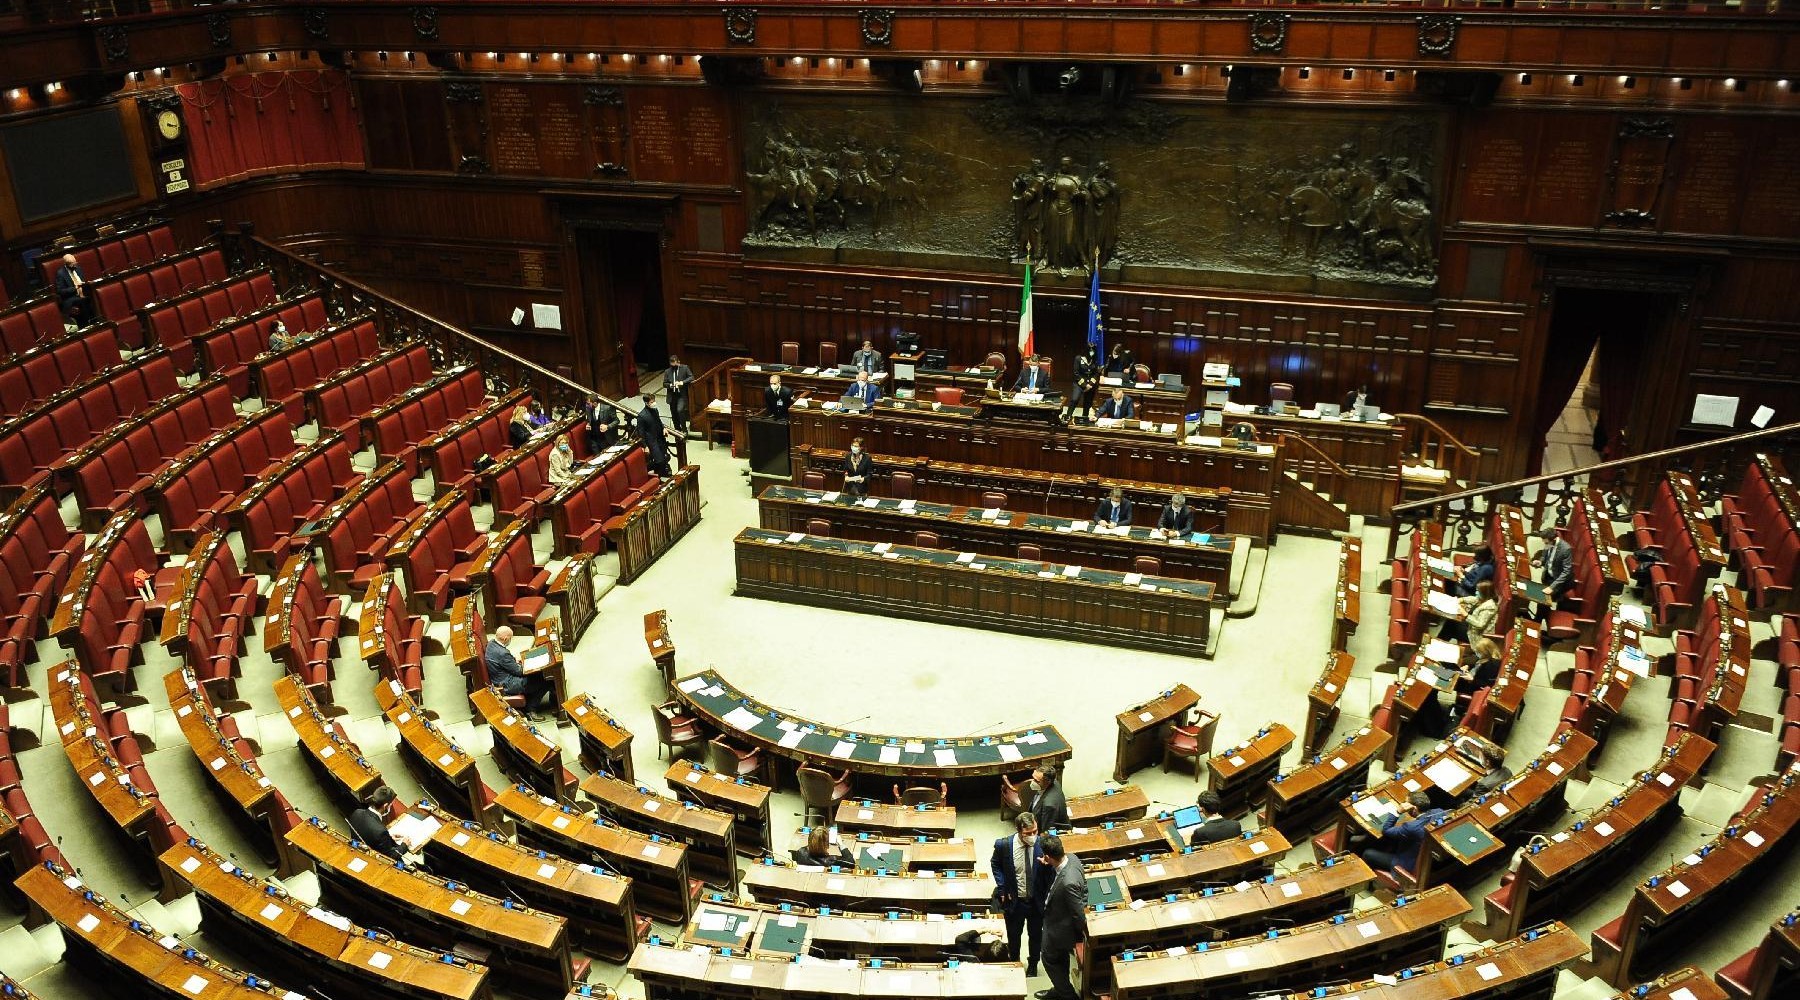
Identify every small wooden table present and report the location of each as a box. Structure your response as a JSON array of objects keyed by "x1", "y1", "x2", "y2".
[{"x1": 1114, "y1": 683, "x2": 1207, "y2": 783}]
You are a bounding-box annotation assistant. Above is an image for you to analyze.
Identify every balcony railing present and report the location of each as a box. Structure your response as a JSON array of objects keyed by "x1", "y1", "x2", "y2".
[{"x1": 4, "y1": 0, "x2": 1789, "y2": 27}]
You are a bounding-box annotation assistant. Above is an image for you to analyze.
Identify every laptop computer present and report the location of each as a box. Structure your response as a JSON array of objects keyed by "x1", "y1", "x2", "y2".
[
  {"x1": 837, "y1": 394, "x2": 868, "y2": 412},
  {"x1": 1316, "y1": 402, "x2": 1341, "y2": 418},
  {"x1": 1171, "y1": 805, "x2": 1204, "y2": 833},
  {"x1": 1357, "y1": 404, "x2": 1381, "y2": 422},
  {"x1": 837, "y1": 364, "x2": 858, "y2": 378},
  {"x1": 1158, "y1": 373, "x2": 1184, "y2": 390}
]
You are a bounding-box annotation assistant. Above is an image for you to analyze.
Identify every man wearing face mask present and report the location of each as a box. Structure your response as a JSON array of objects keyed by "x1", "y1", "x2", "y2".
[
  {"x1": 547, "y1": 434, "x2": 578, "y2": 487},
  {"x1": 843, "y1": 436, "x2": 874, "y2": 498},
  {"x1": 991, "y1": 812, "x2": 1047, "y2": 975},
  {"x1": 1029, "y1": 764, "x2": 1069, "y2": 833}
]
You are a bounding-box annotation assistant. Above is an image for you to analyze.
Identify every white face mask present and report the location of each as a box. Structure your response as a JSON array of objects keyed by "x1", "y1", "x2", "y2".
[{"x1": 851, "y1": 446, "x2": 861, "y2": 454}]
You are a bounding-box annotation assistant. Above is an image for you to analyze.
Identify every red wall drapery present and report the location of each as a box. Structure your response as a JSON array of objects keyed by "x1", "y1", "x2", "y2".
[{"x1": 176, "y1": 70, "x2": 364, "y2": 189}]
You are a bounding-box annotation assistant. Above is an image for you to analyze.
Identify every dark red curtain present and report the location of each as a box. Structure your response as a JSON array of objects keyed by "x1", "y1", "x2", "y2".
[
  {"x1": 177, "y1": 70, "x2": 363, "y2": 189},
  {"x1": 1529, "y1": 288, "x2": 1606, "y2": 475},
  {"x1": 1594, "y1": 297, "x2": 1659, "y2": 463}
]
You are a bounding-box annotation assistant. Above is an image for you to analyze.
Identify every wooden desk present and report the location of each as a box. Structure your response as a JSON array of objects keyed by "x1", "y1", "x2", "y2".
[
  {"x1": 19, "y1": 863, "x2": 309, "y2": 1000},
  {"x1": 47, "y1": 663, "x2": 160, "y2": 842},
  {"x1": 786, "y1": 401, "x2": 1279, "y2": 541},
  {"x1": 788, "y1": 444, "x2": 1244, "y2": 543},
  {"x1": 566, "y1": 692, "x2": 635, "y2": 780},
  {"x1": 1412, "y1": 730, "x2": 1596, "y2": 890},
  {"x1": 1226, "y1": 407, "x2": 1404, "y2": 519},
  {"x1": 1487, "y1": 733, "x2": 1715, "y2": 942},
  {"x1": 1112, "y1": 828, "x2": 1292, "y2": 897},
  {"x1": 1578, "y1": 488, "x2": 1632, "y2": 596},
  {"x1": 673, "y1": 668, "x2": 1073, "y2": 788},
  {"x1": 1069, "y1": 785, "x2": 1152, "y2": 825},
  {"x1": 495, "y1": 784, "x2": 698, "y2": 924},
  {"x1": 1337, "y1": 731, "x2": 1502, "y2": 848},
  {"x1": 1304, "y1": 651, "x2": 1354, "y2": 756},
  {"x1": 162, "y1": 667, "x2": 303, "y2": 877},
  {"x1": 727, "y1": 362, "x2": 896, "y2": 449},
  {"x1": 666, "y1": 760, "x2": 775, "y2": 856},
  {"x1": 1718, "y1": 908, "x2": 1800, "y2": 1000},
  {"x1": 158, "y1": 838, "x2": 492, "y2": 1000},
  {"x1": 1263, "y1": 726, "x2": 1391, "y2": 837},
  {"x1": 628, "y1": 940, "x2": 1026, "y2": 1000},
  {"x1": 1109, "y1": 884, "x2": 1471, "y2": 1000},
  {"x1": 683, "y1": 897, "x2": 1006, "y2": 961},
  {"x1": 734, "y1": 527, "x2": 1214, "y2": 657},
  {"x1": 1083, "y1": 855, "x2": 1374, "y2": 997},
  {"x1": 644, "y1": 609, "x2": 677, "y2": 690},
  {"x1": 1062, "y1": 817, "x2": 1184, "y2": 865},
  {"x1": 401, "y1": 800, "x2": 645, "y2": 963},
  {"x1": 375, "y1": 678, "x2": 493, "y2": 825},
  {"x1": 1335, "y1": 536, "x2": 1362, "y2": 650},
  {"x1": 1666, "y1": 470, "x2": 1730, "y2": 576},
  {"x1": 1114, "y1": 684, "x2": 1207, "y2": 783},
  {"x1": 286, "y1": 817, "x2": 578, "y2": 995},
  {"x1": 759, "y1": 485, "x2": 1237, "y2": 591},
  {"x1": 1598, "y1": 762, "x2": 1800, "y2": 986},
  {"x1": 834, "y1": 799, "x2": 958, "y2": 839},
  {"x1": 607, "y1": 464, "x2": 704, "y2": 585},
  {"x1": 1208, "y1": 723, "x2": 1294, "y2": 815},
  {"x1": 582, "y1": 771, "x2": 738, "y2": 892},
  {"x1": 472, "y1": 685, "x2": 574, "y2": 802},
  {"x1": 1483, "y1": 621, "x2": 1542, "y2": 745},
  {"x1": 741, "y1": 858, "x2": 997, "y2": 914},
  {"x1": 1285, "y1": 921, "x2": 1587, "y2": 1000},
  {"x1": 1617, "y1": 967, "x2": 1728, "y2": 1000},
  {"x1": 791, "y1": 826, "x2": 978, "y2": 873}
]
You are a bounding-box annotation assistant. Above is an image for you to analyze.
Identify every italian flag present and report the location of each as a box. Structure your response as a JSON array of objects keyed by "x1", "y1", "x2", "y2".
[{"x1": 1017, "y1": 262, "x2": 1035, "y2": 359}]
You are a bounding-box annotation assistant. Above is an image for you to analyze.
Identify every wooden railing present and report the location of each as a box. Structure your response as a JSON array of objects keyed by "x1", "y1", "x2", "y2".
[
  {"x1": 236, "y1": 229, "x2": 686, "y2": 467},
  {"x1": 692, "y1": 355, "x2": 750, "y2": 450},
  {"x1": 1396, "y1": 412, "x2": 1480, "y2": 486},
  {"x1": 1388, "y1": 419, "x2": 1800, "y2": 559},
  {"x1": 1279, "y1": 432, "x2": 1350, "y2": 508}
]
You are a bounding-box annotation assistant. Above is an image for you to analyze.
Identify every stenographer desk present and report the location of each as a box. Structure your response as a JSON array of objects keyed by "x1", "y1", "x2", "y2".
[
  {"x1": 733, "y1": 527, "x2": 1214, "y2": 656},
  {"x1": 1225, "y1": 405, "x2": 1403, "y2": 519},
  {"x1": 785, "y1": 398, "x2": 1278, "y2": 543},
  {"x1": 759, "y1": 484, "x2": 1236, "y2": 591},
  {"x1": 673, "y1": 667, "x2": 1072, "y2": 791}
]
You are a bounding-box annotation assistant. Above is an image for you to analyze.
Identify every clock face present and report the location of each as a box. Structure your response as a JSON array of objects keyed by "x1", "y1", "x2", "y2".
[{"x1": 156, "y1": 109, "x2": 181, "y2": 141}]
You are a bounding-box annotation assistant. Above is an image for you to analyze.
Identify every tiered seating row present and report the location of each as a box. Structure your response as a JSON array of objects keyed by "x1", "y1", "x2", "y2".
[
  {"x1": 257, "y1": 316, "x2": 383, "y2": 424},
  {"x1": 0, "y1": 485, "x2": 83, "y2": 689},
  {"x1": 386, "y1": 489, "x2": 487, "y2": 614},
  {"x1": 1556, "y1": 598, "x2": 1644, "y2": 761},
  {"x1": 0, "y1": 701, "x2": 69, "y2": 903},
  {"x1": 367, "y1": 365, "x2": 490, "y2": 474},
  {"x1": 419, "y1": 385, "x2": 530, "y2": 495},
  {"x1": 1668, "y1": 585, "x2": 1750, "y2": 750},
  {"x1": 1725, "y1": 454, "x2": 1799, "y2": 610},
  {"x1": 64, "y1": 374, "x2": 237, "y2": 531},
  {"x1": 1634, "y1": 471, "x2": 1729, "y2": 629},
  {"x1": 190, "y1": 292, "x2": 333, "y2": 397},
  {"x1": 266, "y1": 555, "x2": 349, "y2": 705},
  {"x1": 0, "y1": 298, "x2": 73, "y2": 355},
  {"x1": 309, "y1": 341, "x2": 435, "y2": 438},
  {"x1": 0, "y1": 325, "x2": 125, "y2": 418},
  {"x1": 140, "y1": 268, "x2": 277, "y2": 370},
  {"x1": 158, "y1": 532, "x2": 260, "y2": 699},
  {"x1": 0, "y1": 350, "x2": 181, "y2": 495},
  {"x1": 48, "y1": 663, "x2": 187, "y2": 858},
  {"x1": 227, "y1": 430, "x2": 358, "y2": 573},
  {"x1": 35, "y1": 222, "x2": 176, "y2": 286},
  {"x1": 148, "y1": 405, "x2": 297, "y2": 551},
  {"x1": 313, "y1": 458, "x2": 421, "y2": 592},
  {"x1": 50, "y1": 512, "x2": 164, "y2": 690},
  {"x1": 89, "y1": 246, "x2": 229, "y2": 349}
]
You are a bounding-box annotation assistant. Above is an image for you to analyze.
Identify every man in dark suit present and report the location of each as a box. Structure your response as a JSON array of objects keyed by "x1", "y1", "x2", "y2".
[
  {"x1": 1094, "y1": 487, "x2": 1132, "y2": 528},
  {"x1": 846, "y1": 370, "x2": 881, "y2": 407},
  {"x1": 1013, "y1": 356, "x2": 1050, "y2": 394},
  {"x1": 585, "y1": 394, "x2": 618, "y2": 454},
  {"x1": 1188, "y1": 790, "x2": 1242, "y2": 847},
  {"x1": 54, "y1": 253, "x2": 91, "y2": 326},
  {"x1": 1036, "y1": 834, "x2": 1086, "y2": 1000},
  {"x1": 1530, "y1": 525, "x2": 1573, "y2": 621},
  {"x1": 485, "y1": 625, "x2": 553, "y2": 719},
  {"x1": 1097, "y1": 387, "x2": 1135, "y2": 420},
  {"x1": 1029, "y1": 764, "x2": 1069, "y2": 833},
  {"x1": 991, "y1": 813, "x2": 1047, "y2": 975},
  {"x1": 635, "y1": 394, "x2": 674, "y2": 478},
  {"x1": 1361, "y1": 791, "x2": 1448, "y2": 876},
  {"x1": 664, "y1": 355, "x2": 694, "y2": 434},
  {"x1": 1156, "y1": 493, "x2": 1194, "y2": 537},
  {"x1": 764, "y1": 374, "x2": 795, "y2": 421},
  {"x1": 843, "y1": 436, "x2": 874, "y2": 499},
  {"x1": 851, "y1": 339, "x2": 883, "y2": 374}
]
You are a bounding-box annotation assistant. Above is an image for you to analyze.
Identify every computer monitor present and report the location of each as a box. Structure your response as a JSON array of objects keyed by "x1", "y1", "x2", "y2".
[
  {"x1": 895, "y1": 331, "x2": 921, "y2": 355},
  {"x1": 893, "y1": 361, "x2": 915, "y2": 382},
  {"x1": 920, "y1": 349, "x2": 949, "y2": 371},
  {"x1": 837, "y1": 364, "x2": 857, "y2": 377},
  {"x1": 1158, "y1": 373, "x2": 1184, "y2": 389},
  {"x1": 1317, "y1": 402, "x2": 1341, "y2": 418},
  {"x1": 1357, "y1": 404, "x2": 1381, "y2": 422}
]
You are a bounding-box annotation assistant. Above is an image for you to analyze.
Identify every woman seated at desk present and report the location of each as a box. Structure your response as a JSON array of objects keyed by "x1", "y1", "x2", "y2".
[
  {"x1": 792, "y1": 826, "x2": 855, "y2": 868},
  {"x1": 547, "y1": 434, "x2": 578, "y2": 487},
  {"x1": 1438, "y1": 579, "x2": 1497, "y2": 644},
  {"x1": 1454, "y1": 637, "x2": 1502, "y2": 711}
]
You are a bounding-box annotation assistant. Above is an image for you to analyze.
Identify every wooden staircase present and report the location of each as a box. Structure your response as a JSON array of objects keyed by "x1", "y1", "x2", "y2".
[
  {"x1": 1395, "y1": 412, "x2": 1481, "y2": 507},
  {"x1": 1275, "y1": 432, "x2": 1353, "y2": 537}
]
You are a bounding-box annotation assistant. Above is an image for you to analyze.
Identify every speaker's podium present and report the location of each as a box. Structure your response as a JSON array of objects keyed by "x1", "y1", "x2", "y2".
[{"x1": 747, "y1": 414, "x2": 792, "y2": 494}]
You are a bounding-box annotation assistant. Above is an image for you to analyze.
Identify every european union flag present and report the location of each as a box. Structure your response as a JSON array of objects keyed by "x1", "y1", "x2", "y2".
[{"x1": 1085, "y1": 264, "x2": 1103, "y2": 363}]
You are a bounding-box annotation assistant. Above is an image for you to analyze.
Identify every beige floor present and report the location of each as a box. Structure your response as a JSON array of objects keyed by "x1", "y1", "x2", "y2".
[{"x1": 1, "y1": 423, "x2": 1792, "y2": 998}]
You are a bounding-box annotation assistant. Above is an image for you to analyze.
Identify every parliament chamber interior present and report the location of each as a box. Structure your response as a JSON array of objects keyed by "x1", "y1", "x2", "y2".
[{"x1": 1, "y1": 1, "x2": 1798, "y2": 998}]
